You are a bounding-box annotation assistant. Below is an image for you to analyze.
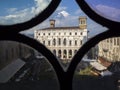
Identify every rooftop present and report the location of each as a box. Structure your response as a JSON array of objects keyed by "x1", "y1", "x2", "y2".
[{"x1": 41, "y1": 26, "x2": 80, "y2": 30}]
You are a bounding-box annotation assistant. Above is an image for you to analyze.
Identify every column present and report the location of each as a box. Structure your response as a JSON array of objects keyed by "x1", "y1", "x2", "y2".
[
  {"x1": 67, "y1": 49, "x2": 69, "y2": 60},
  {"x1": 61, "y1": 38, "x2": 63, "y2": 47},
  {"x1": 56, "y1": 37, "x2": 58, "y2": 46},
  {"x1": 56, "y1": 49, "x2": 58, "y2": 58},
  {"x1": 61, "y1": 50, "x2": 63, "y2": 60},
  {"x1": 72, "y1": 50, "x2": 74, "y2": 57}
]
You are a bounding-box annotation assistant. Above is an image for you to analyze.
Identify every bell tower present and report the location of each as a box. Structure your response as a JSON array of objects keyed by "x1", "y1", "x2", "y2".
[
  {"x1": 79, "y1": 17, "x2": 87, "y2": 29},
  {"x1": 50, "y1": 19, "x2": 55, "y2": 28}
]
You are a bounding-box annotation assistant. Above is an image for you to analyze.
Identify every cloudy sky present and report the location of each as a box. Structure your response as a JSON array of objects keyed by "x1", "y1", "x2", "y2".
[
  {"x1": 0, "y1": 0, "x2": 120, "y2": 37},
  {"x1": 0, "y1": 0, "x2": 51, "y2": 24},
  {"x1": 86, "y1": 0, "x2": 120, "y2": 22}
]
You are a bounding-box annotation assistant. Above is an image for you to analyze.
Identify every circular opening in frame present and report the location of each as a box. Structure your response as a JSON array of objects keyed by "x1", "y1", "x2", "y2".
[
  {"x1": 85, "y1": 0, "x2": 120, "y2": 22},
  {"x1": 0, "y1": 41, "x2": 59, "y2": 90},
  {"x1": 0, "y1": 0, "x2": 52, "y2": 25},
  {"x1": 73, "y1": 37, "x2": 120, "y2": 90}
]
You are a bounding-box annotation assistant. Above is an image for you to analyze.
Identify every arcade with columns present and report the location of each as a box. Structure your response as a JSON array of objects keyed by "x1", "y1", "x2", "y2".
[{"x1": 34, "y1": 16, "x2": 88, "y2": 62}]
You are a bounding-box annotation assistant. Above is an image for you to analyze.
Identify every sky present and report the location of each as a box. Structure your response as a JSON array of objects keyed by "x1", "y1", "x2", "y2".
[
  {"x1": 0, "y1": 0, "x2": 51, "y2": 24},
  {"x1": 0, "y1": 0, "x2": 120, "y2": 37},
  {"x1": 85, "y1": 0, "x2": 120, "y2": 22}
]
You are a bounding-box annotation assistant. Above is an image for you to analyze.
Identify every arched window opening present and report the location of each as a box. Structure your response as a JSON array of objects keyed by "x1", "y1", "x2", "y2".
[
  {"x1": 53, "y1": 38, "x2": 56, "y2": 46},
  {"x1": 75, "y1": 40, "x2": 77, "y2": 46},
  {"x1": 80, "y1": 40, "x2": 82, "y2": 45},
  {"x1": 75, "y1": 32, "x2": 77, "y2": 35},
  {"x1": 69, "y1": 40, "x2": 72, "y2": 46},
  {"x1": 48, "y1": 41, "x2": 50, "y2": 46},
  {"x1": 116, "y1": 38, "x2": 119, "y2": 45},
  {"x1": 69, "y1": 50, "x2": 72, "y2": 58},
  {"x1": 58, "y1": 38, "x2": 61, "y2": 45},
  {"x1": 63, "y1": 38, "x2": 67, "y2": 46},
  {"x1": 58, "y1": 50, "x2": 61, "y2": 59},
  {"x1": 63, "y1": 50, "x2": 67, "y2": 59},
  {"x1": 43, "y1": 41, "x2": 45, "y2": 45}
]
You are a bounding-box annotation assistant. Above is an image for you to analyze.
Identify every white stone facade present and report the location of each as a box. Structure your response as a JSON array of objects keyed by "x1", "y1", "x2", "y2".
[
  {"x1": 34, "y1": 17, "x2": 88, "y2": 61},
  {"x1": 98, "y1": 37, "x2": 120, "y2": 62}
]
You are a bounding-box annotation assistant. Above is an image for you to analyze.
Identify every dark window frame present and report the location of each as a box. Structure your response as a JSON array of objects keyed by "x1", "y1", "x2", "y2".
[{"x1": 0, "y1": 0, "x2": 120, "y2": 90}]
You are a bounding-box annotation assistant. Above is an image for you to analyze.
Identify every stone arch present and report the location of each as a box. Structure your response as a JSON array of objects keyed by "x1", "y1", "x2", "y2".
[
  {"x1": 53, "y1": 38, "x2": 56, "y2": 46},
  {"x1": 75, "y1": 40, "x2": 77, "y2": 46},
  {"x1": 69, "y1": 40, "x2": 72, "y2": 46},
  {"x1": 63, "y1": 50, "x2": 67, "y2": 59},
  {"x1": 63, "y1": 38, "x2": 67, "y2": 46},
  {"x1": 58, "y1": 50, "x2": 61, "y2": 59},
  {"x1": 69, "y1": 50, "x2": 72, "y2": 58},
  {"x1": 48, "y1": 40, "x2": 50, "y2": 46},
  {"x1": 58, "y1": 38, "x2": 61, "y2": 45}
]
